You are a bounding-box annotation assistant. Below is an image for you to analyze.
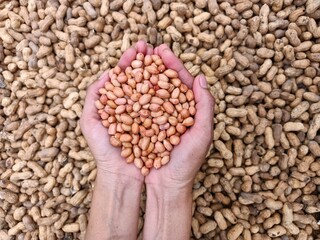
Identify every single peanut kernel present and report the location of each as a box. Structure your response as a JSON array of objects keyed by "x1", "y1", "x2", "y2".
[{"x1": 169, "y1": 135, "x2": 180, "y2": 145}]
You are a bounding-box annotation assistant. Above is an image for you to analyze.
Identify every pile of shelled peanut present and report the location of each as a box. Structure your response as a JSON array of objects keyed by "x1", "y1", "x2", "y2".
[{"x1": 96, "y1": 53, "x2": 195, "y2": 176}]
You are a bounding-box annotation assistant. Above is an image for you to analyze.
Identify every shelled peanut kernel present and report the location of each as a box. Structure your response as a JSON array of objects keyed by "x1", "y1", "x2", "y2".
[{"x1": 96, "y1": 53, "x2": 195, "y2": 176}]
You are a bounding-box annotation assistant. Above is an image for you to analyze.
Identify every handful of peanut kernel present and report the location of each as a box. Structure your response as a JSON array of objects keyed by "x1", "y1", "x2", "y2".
[{"x1": 96, "y1": 53, "x2": 196, "y2": 176}]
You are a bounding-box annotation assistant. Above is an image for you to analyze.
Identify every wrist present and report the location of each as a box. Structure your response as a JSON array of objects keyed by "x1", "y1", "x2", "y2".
[
  {"x1": 143, "y1": 180, "x2": 193, "y2": 240},
  {"x1": 146, "y1": 181, "x2": 193, "y2": 199},
  {"x1": 146, "y1": 183, "x2": 193, "y2": 213},
  {"x1": 87, "y1": 169, "x2": 143, "y2": 240},
  {"x1": 95, "y1": 168, "x2": 144, "y2": 186},
  {"x1": 145, "y1": 173, "x2": 195, "y2": 192}
]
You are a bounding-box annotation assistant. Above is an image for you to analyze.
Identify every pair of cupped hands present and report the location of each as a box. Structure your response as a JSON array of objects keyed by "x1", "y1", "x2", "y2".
[{"x1": 80, "y1": 41, "x2": 215, "y2": 190}]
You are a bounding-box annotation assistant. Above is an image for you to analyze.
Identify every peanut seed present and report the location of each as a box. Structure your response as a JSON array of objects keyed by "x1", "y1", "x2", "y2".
[
  {"x1": 97, "y1": 53, "x2": 195, "y2": 177},
  {"x1": 156, "y1": 89, "x2": 170, "y2": 99}
]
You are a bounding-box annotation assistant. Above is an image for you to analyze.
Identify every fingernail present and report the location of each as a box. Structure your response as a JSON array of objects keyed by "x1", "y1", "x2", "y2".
[
  {"x1": 99, "y1": 71, "x2": 108, "y2": 80},
  {"x1": 163, "y1": 47, "x2": 170, "y2": 53},
  {"x1": 199, "y1": 74, "x2": 208, "y2": 89}
]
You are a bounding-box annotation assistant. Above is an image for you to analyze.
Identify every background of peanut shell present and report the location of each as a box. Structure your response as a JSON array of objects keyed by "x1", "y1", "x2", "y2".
[{"x1": 0, "y1": 0, "x2": 320, "y2": 239}]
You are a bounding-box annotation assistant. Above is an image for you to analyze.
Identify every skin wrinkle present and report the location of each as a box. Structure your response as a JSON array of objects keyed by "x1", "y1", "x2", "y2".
[{"x1": 154, "y1": 194, "x2": 162, "y2": 238}]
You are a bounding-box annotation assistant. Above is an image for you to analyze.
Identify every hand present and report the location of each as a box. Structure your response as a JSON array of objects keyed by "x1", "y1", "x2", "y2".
[
  {"x1": 83, "y1": 41, "x2": 153, "y2": 240},
  {"x1": 80, "y1": 40, "x2": 153, "y2": 182},
  {"x1": 142, "y1": 44, "x2": 215, "y2": 240},
  {"x1": 145, "y1": 44, "x2": 215, "y2": 190}
]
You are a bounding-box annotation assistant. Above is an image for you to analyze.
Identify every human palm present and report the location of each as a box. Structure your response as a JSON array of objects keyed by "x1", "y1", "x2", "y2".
[
  {"x1": 145, "y1": 45, "x2": 215, "y2": 189},
  {"x1": 80, "y1": 41, "x2": 153, "y2": 181}
]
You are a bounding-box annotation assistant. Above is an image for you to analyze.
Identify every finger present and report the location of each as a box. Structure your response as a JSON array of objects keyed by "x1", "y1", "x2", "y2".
[
  {"x1": 157, "y1": 44, "x2": 194, "y2": 88},
  {"x1": 154, "y1": 46, "x2": 159, "y2": 55},
  {"x1": 135, "y1": 40, "x2": 148, "y2": 54},
  {"x1": 146, "y1": 43, "x2": 153, "y2": 55},
  {"x1": 188, "y1": 75, "x2": 215, "y2": 137},
  {"x1": 82, "y1": 71, "x2": 109, "y2": 121},
  {"x1": 118, "y1": 40, "x2": 149, "y2": 70},
  {"x1": 118, "y1": 47, "x2": 137, "y2": 70}
]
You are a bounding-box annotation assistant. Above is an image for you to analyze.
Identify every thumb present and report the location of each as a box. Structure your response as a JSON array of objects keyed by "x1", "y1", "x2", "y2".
[{"x1": 188, "y1": 74, "x2": 215, "y2": 137}]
